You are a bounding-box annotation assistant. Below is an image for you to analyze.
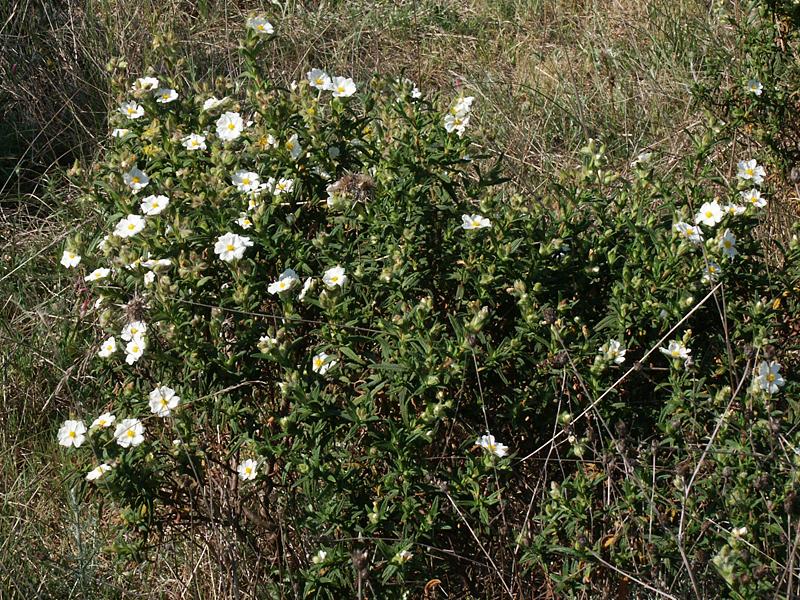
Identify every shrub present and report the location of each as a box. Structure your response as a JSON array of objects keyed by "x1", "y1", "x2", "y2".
[{"x1": 57, "y1": 12, "x2": 800, "y2": 598}]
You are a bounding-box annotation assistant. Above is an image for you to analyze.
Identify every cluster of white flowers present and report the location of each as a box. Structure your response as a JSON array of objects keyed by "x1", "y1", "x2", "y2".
[
  {"x1": 58, "y1": 408, "x2": 148, "y2": 482},
  {"x1": 444, "y1": 95, "x2": 474, "y2": 137},
  {"x1": 306, "y1": 68, "x2": 357, "y2": 97},
  {"x1": 121, "y1": 320, "x2": 147, "y2": 364},
  {"x1": 670, "y1": 159, "x2": 766, "y2": 285}
]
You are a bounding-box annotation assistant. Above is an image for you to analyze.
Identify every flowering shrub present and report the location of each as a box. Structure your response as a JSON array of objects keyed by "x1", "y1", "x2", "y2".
[{"x1": 56, "y1": 13, "x2": 800, "y2": 598}]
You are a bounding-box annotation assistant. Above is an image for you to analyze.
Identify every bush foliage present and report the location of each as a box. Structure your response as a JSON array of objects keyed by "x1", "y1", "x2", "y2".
[{"x1": 56, "y1": 5, "x2": 800, "y2": 598}]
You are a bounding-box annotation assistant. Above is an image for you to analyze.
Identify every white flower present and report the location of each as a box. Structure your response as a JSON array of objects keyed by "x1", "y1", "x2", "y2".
[
  {"x1": 124, "y1": 338, "x2": 146, "y2": 364},
  {"x1": 202, "y1": 96, "x2": 226, "y2": 111},
  {"x1": 720, "y1": 229, "x2": 738, "y2": 259},
  {"x1": 660, "y1": 340, "x2": 691, "y2": 361},
  {"x1": 57, "y1": 419, "x2": 86, "y2": 448},
  {"x1": 86, "y1": 267, "x2": 110, "y2": 282},
  {"x1": 60, "y1": 250, "x2": 81, "y2": 268},
  {"x1": 112, "y1": 128, "x2": 130, "y2": 138},
  {"x1": 247, "y1": 16, "x2": 274, "y2": 35},
  {"x1": 394, "y1": 550, "x2": 413, "y2": 564},
  {"x1": 450, "y1": 95, "x2": 474, "y2": 116},
  {"x1": 236, "y1": 213, "x2": 253, "y2": 229},
  {"x1": 741, "y1": 188, "x2": 766, "y2": 209},
  {"x1": 114, "y1": 418, "x2": 145, "y2": 448},
  {"x1": 331, "y1": 76, "x2": 357, "y2": 97},
  {"x1": 97, "y1": 336, "x2": 117, "y2": 358},
  {"x1": 123, "y1": 166, "x2": 150, "y2": 193},
  {"x1": 731, "y1": 526, "x2": 748, "y2": 539},
  {"x1": 132, "y1": 76, "x2": 159, "y2": 91},
  {"x1": 444, "y1": 113, "x2": 470, "y2": 137},
  {"x1": 143, "y1": 270, "x2": 156, "y2": 286},
  {"x1": 114, "y1": 214, "x2": 146, "y2": 238},
  {"x1": 268, "y1": 268, "x2": 300, "y2": 294},
  {"x1": 307, "y1": 68, "x2": 332, "y2": 90},
  {"x1": 672, "y1": 221, "x2": 704, "y2": 244},
  {"x1": 312, "y1": 352, "x2": 337, "y2": 375},
  {"x1": 298, "y1": 277, "x2": 314, "y2": 301},
  {"x1": 141, "y1": 257, "x2": 171, "y2": 269},
  {"x1": 232, "y1": 170, "x2": 262, "y2": 193},
  {"x1": 237, "y1": 458, "x2": 259, "y2": 481},
  {"x1": 154, "y1": 88, "x2": 178, "y2": 103},
  {"x1": 702, "y1": 261, "x2": 722, "y2": 284},
  {"x1": 86, "y1": 463, "x2": 112, "y2": 481},
  {"x1": 476, "y1": 434, "x2": 508, "y2": 457},
  {"x1": 148, "y1": 386, "x2": 180, "y2": 417},
  {"x1": 182, "y1": 133, "x2": 207, "y2": 150},
  {"x1": 216, "y1": 111, "x2": 244, "y2": 141},
  {"x1": 630, "y1": 151, "x2": 652, "y2": 166},
  {"x1": 258, "y1": 335, "x2": 278, "y2": 352},
  {"x1": 311, "y1": 549, "x2": 328, "y2": 564},
  {"x1": 461, "y1": 214, "x2": 491, "y2": 230},
  {"x1": 746, "y1": 79, "x2": 763, "y2": 96},
  {"x1": 724, "y1": 203, "x2": 746, "y2": 216},
  {"x1": 214, "y1": 232, "x2": 253, "y2": 262},
  {"x1": 600, "y1": 340, "x2": 626, "y2": 364},
  {"x1": 695, "y1": 201, "x2": 723, "y2": 227},
  {"x1": 322, "y1": 265, "x2": 347, "y2": 288},
  {"x1": 121, "y1": 321, "x2": 147, "y2": 341},
  {"x1": 119, "y1": 101, "x2": 145, "y2": 120},
  {"x1": 737, "y1": 159, "x2": 766, "y2": 185},
  {"x1": 273, "y1": 178, "x2": 294, "y2": 195},
  {"x1": 285, "y1": 133, "x2": 302, "y2": 160},
  {"x1": 755, "y1": 360, "x2": 785, "y2": 394},
  {"x1": 140, "y1": 194, "x2": 169, "y2": 216},
  {"x1": 90, "y1": 412, "x2": 116, "y2": 429}
]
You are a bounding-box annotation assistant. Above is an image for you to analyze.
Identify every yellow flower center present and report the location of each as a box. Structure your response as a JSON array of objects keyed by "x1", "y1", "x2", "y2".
[
  {"x1": 331, "y1": 276, "x2": 338, "y2": 283},
  {"x1": 228, "y1": 123, "x2": 235, "y2": 130},
  {"x1": 127, "y1": 429, "x2": 135, "y2": 438},
  {"x1": 767, "y1": 373, "x2": 776, "y2": 382},
  {"x1": 472, "y1": 220, "x2": 481, "y2": 227},
  {"x1": 245, "y1": 466, "x2": 252, "y2": 474},
  {"x1": 242, "y1": 178, "x2": 250, "y2": 186},
  {"x1": 671, "y1": 350, "x2": 680, "y2": 357},
  {"x1": 226, "y1": 244, "x2": 235, "y2": 252},
  {"x1": 128, "y1": 224, "x2": 136, "y2": 230},
  {"x1": 746, "y1": 168, "x2": 754, "y2": 177},
  {"x1": 131, "y1": 345, "x2": 140, "y2": 352},
  {"x1": 69, "y1": 431, "x2": 76, "y2": 438},
  {"x1": 160, "y1": 398, "x2": 168, "y2": 407},
  {"x1": 98, "y1": 419, "x2": 106, "y2": 426},
  {"x1": 132, "y1": 176, "x2": 140, "y2": 184}
]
